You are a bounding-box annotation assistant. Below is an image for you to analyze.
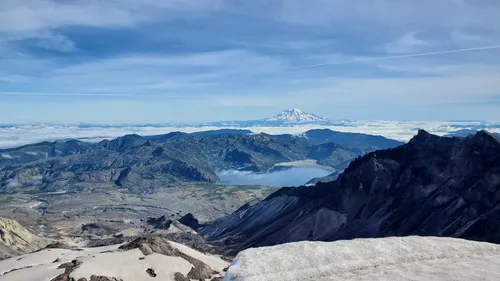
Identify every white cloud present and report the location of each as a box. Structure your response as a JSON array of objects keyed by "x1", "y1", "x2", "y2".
[
  {"x1": 211, "y1": 74, "x2": 500, "y2": 110},
  {"x1": 51, "y1": 50, "x2": 284, "y2": 75},
  {"x1": 0, "y1": 0, "x2": 226, "y2": 53},
  {"x1": 0, "y1": 0, "x2": 226, "y2": 33},
  {"x1": 1, "y1": 121, "x2": 500, "y2": 149},
  {"x1": 385, "y1": 32, "x2": 432, "y2": 55},
  {"x1": 0, "y1": 49, "x2": 287, "y2": 96},
  {"x1": 34, "y1": 32, "x2": 78, "y2": 52},
  {"x1": 0, "y1": 0, "x2": 499, "y2": 123}
]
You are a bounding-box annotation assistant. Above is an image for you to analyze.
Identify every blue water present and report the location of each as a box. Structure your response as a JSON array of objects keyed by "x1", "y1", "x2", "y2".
[{"x1": 217, "y1": 167, "x2": 331, "y2": 187}]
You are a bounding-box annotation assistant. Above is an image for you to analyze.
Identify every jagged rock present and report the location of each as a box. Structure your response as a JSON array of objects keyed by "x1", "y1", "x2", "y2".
[
  {"x1": 187, "y1": 262, "x2": 214, "y2": 280},
  {"x1": 58, "y1": 259, "x2": 82, "y2": 270},
  {"x1": 211, "y1": 277, "x2": 224, "y2": 281},
  {"x1": 200, "y1": 130, "x2": 500, "y2": 253},
  {"x1": 85, "y1": 237, "x2": 126, "y2": 248},
  {"x1": 81, "y1": 223, "x2": 115, "y2": 236},
  {"x1": 119, "y1": 236, "x2": 216, "y2": 278},
  {"x1": 51, "y1": 274, "x2": 72, "y2": 281},
  {"x1": 161, "y1": 232, "x2": 222, "y2": 256},
  {"x1": 52, "y1": 259, "x2": 82, "y2": 281},
  {"x1": 174, "y1": 272, "x2": 190, "y2": 281},
  {"x1": 57, "y1": 262, "x2": 74, "y2": 269},
  {"x1": 147, "y1": 215, "x2": 172, "y2": 229},
  {"x1": 178, "y1": 213, "x2": 200, "y2": 230},
  {"x1": 77, "y1": 278, "x2": 88, "y2": 281},
  {"x1": 89, "y1": 276, "x2": 122, "y2": 281},
  {"x1": 119, "y1": 236, "x2": 176, "y2": 256},
  {"x1": 45, "y1": 242, "x2": 71, "y2": 249},
  {"x1": 146, "y1": 268, "x2": 157, "y2": 277}
]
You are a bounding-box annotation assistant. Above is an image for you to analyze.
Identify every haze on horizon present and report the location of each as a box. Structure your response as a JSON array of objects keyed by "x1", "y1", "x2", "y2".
[{"x1": 1, "y1": 0, "x2": 500, "y2": 123}]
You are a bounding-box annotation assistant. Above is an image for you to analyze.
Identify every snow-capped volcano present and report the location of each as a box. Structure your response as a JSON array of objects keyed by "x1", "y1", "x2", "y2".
[
  {"x1": 264, "y1": 108, "x2": 330, "y2": 124},
  {"x1": 204, "y1": 108, "x2": 332, "y2": 127}
]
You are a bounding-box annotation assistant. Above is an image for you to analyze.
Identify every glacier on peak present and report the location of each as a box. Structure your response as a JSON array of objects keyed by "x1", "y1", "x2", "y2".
[{"x1": 264, "y1": 108, "x2": 330, "y2": 124}]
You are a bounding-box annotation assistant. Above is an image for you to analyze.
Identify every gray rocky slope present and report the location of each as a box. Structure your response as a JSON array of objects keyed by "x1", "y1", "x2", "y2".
[
  {"x1": 0, "y1": 217, "x2": 47, "y2": 260},
  {"x1": 199, "y1": 130, "x2": 500, "y2": 254}
]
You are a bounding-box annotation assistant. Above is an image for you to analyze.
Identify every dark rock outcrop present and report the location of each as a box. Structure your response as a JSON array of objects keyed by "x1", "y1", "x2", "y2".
[
  {"x1": 146, "y1": 268, "x2": 157, "y2": 277},
  {"x1": 178, "y1": 213, "x2": 200, "y2": 230},
  {"x1": 45, "y1": 242, "x2": 72, "y2": 250},
  {"x1": 161, "y1": 232, "x2": 218, "y2": 255},
  {"x1": 81, "y1": 223, "x2": 115, "y2": 237},
  {"x1": 174, "y1": 272, "x2": 190, "y2": 281},
  {"x1": 147, "y1": 216, "x2": 173, "y2": 230},
  {"x1": 52, "y1": 259, "x2": 82, "y2": 281},
  {"x1": 200, "y1": 130, "x2": 500, "y2": 253},
  {"x1": 89, "y1": 276, "x2": 122, "y2": 281},
  {"x1": 85, "y1": 236, "x2": 127, "y2": 248}
]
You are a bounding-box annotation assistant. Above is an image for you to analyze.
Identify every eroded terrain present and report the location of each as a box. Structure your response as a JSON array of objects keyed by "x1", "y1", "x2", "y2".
[{"x1": 0, "y1": 183, "x2": 276, "y2": 245}]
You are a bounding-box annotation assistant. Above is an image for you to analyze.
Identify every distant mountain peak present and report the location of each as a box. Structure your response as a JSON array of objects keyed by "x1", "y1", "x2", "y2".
[{"x1": 264, "y1": 108, "x2": 330, "y2": 124}]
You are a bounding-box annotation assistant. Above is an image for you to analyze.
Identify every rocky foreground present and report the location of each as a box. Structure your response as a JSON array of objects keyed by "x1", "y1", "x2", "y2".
[
  {"x1": 0, "y1": 236, "x2": 228, "y2": 281},
  {"x1": 0, "y1": 217, "x2": 48, "y2": 260}
]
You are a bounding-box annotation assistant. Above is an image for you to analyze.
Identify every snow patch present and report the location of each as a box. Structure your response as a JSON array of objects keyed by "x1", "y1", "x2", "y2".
[
  {"x1": 224, "y1": 236, "x2": 500, "y2": 281},
  {"x1": 0, "y1": 239, "x2": 230, "y2": 281}
]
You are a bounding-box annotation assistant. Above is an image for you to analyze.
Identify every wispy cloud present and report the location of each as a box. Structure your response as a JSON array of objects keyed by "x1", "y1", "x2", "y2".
[
  {"x1": 385, "y1": 32, "x2": 432, "y2": 55},
  {"x1": 0, "y1": 0, "x2": 226, "y2": 32},
  {"x1": 450, "y1": 30, "x2": 498, "y2": 47},
  {"x1": 0, "y1": 0, "x2": 500, "y2": 122},
  {"x1": 292, "y1": 45, "x2": 500, "y2": 69},
  {"x1": 33, "y1": 32, "x2": 78, "y2": 52},
  {"x1": 275, "y1": 0, "x2": 500, "y2": 30}
]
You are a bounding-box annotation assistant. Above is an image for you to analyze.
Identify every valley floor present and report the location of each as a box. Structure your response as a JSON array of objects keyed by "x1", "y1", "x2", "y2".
[{"x1": 0, "y1": 184, "x2": 276, "y2": 244}]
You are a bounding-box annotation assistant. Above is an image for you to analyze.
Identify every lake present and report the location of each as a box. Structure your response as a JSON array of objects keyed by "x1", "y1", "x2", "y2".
[{"x1": 217, "y1": 167, "x2": 332, "y2": 187}]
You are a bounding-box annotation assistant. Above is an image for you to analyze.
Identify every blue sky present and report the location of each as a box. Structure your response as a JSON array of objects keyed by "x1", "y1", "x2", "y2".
[{"x1": 1, "y1": 0, "x2": 500, "y2": 123}]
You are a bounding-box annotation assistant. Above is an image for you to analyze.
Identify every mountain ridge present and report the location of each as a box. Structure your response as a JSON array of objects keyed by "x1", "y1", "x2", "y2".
[
  {"x1": 199, "y1": 130, "x2": 500, "y2": 254},
  {"x1": 0, "y1": 129, "x2": 403, "y2": 194}
]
